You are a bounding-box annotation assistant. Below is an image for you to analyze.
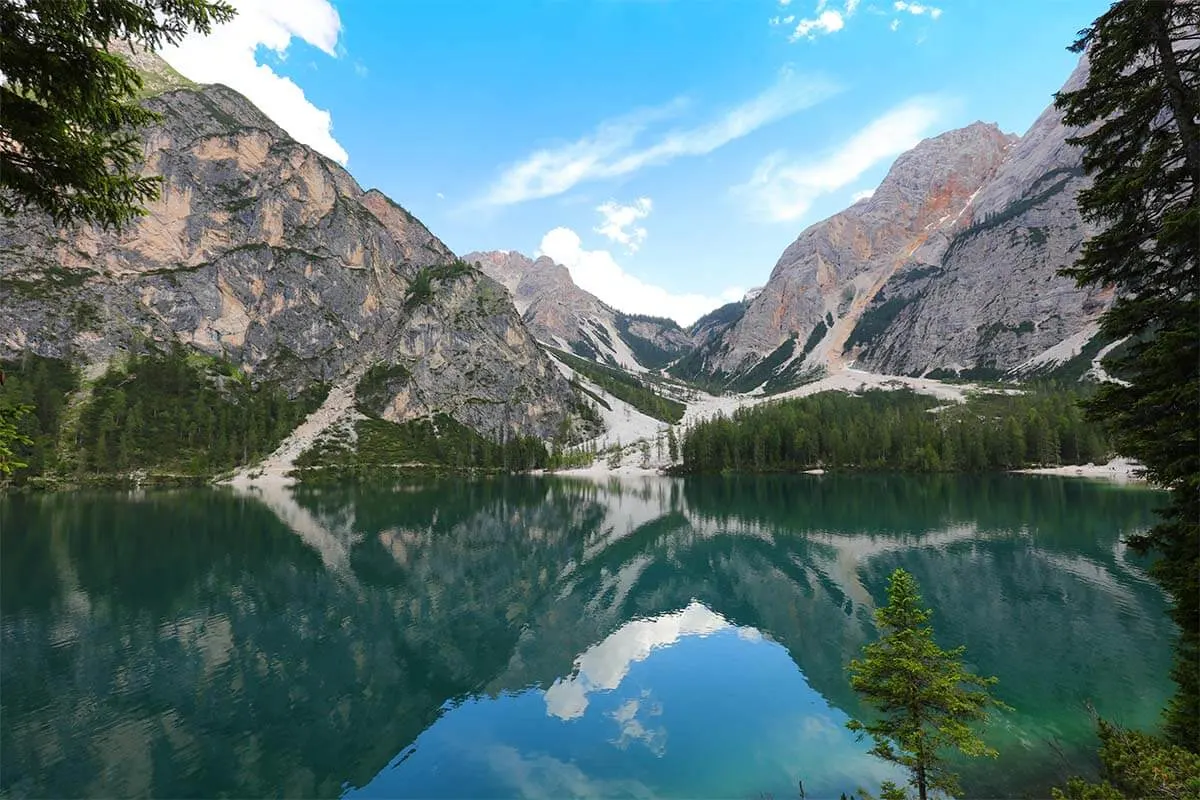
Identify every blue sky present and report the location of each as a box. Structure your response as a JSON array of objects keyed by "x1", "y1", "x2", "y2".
[{"x1": 161, "y1": 0, "x2": 1110, "y2": 324}]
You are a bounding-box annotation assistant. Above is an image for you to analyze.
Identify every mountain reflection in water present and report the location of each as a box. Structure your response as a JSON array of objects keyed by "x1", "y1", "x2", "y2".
[{"x1": 0, "y1": 474, "x2": 1172, "y2": 799}]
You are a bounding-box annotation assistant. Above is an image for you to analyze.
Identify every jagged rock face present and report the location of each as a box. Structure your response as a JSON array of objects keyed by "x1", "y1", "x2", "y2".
[
  {"x1": 701, "y1": 54, "x2": 1109, "y2": 383},
  {"x1": 0, "y1": 80, "x2": 574, "y2": 439},
  {"x1": 466, "y1": 250, "x2": 693, "y2": 371},
  {"x1": 856, "y1": 56, "x2": 1111, "y2": 375},
  {"x1": 710, "y1": 122, "x2": 1016, "y2": 379}
]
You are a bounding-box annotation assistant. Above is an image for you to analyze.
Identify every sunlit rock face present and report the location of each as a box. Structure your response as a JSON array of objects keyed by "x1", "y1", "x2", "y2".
[
  {"x1": 466, "y1": 250, "x2": 694, "y2": 371},
  {"x1": 694, "y1": 54, "x2": 1109, "y2": 383},
  {"x1": 0, "y1": 56, "x2": 574, "y2": 440},
  {"x1": 711, "y1": 122, "x2": 1016, "y2": 377},
  {"x1": 856, "y1": 55, "x2": 1109, "y2": 376}
]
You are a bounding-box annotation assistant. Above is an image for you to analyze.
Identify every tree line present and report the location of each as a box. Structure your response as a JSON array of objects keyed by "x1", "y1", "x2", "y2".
[
  {"x1": 678, "y1": 387, "x2": 1111, "y2": 474},
  {"x1": 75, "y1": 348, "x2": 326, "y2": 476}
]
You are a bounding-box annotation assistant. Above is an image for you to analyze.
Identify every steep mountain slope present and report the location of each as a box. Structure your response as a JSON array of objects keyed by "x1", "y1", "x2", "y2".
[
  {"x1": 693, "y1": 54, "x2": 1107, "y2": 387},
  {"x1": 0, "y1": 55, "x2": 576, "y2": 448},
  {"x1": 668, "y1": 297, "x2": 751, "y2": 385},
  {"x1": 700, "y1": 123, "x2": 1016, "y2": 388},
  {"x1": 466, "y1": 250, "x2": 693, "y2": 371},
  {"x1": 853, "y1": 55, "x2": 1109, "y2": 377}
]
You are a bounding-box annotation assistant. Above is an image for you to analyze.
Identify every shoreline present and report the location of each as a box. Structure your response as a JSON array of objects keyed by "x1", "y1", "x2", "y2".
[
  {"x1": 1011, "y1": 458, "x2": 1146, "y2": 483},
  {"x1": 5, "y1": 459, "x2": 1153, "y2": 491}
]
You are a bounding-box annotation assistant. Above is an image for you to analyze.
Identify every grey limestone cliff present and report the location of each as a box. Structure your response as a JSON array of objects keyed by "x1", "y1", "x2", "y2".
[
  {"x1": 707, "y1": 122, "x2": 1016, "y2": 382},
  {"x1": 0, "y1": 65, "x2": 575, "y2": 440},
  {"x1": 465, "y1": 250, "x2": 693, "y2": 371},
  {"x1": 854, "y1": 55, "x2": 1110, "y2": 376},
  {"x1": 696, "y1": 53, "x2": 1109, "y2": 385}
]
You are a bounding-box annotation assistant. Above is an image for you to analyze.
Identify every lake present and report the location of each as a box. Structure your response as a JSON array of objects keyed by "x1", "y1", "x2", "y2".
[{"x1": 0, "y1": 474, "x2": 1174, "y2": 799}]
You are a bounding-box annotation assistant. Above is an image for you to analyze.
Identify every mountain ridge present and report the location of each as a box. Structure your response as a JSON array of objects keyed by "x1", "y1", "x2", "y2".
[
  {"x1": 0, "y1": 54, "x2": 585, "y2": 470},
  {"x1": 681, "y1": 53, "x2": 1107, "y2": 389}
]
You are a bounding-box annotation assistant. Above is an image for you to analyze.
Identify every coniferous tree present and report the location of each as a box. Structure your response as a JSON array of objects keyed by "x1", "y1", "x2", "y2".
[
  {"x1": 1054, "y1": 0, "x2": 1199, "y2": 748},
  {"x1": 1, "y1": 0, "x2": 235, "y2": 229},
  {"x1": 847, "y1": 569, "x2": 1005, "y2": 800},
  {"x1": 0, "y1": 404, "x2": 34, "y2": 476}
]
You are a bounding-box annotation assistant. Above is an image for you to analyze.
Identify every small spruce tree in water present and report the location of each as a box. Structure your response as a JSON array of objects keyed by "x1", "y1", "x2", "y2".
[{"x1": 846, "y1": 568, "x2": 1004, "y2": 800}]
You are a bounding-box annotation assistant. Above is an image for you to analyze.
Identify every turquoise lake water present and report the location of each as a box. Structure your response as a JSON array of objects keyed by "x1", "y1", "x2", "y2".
[{"x1": 0, "y1": 474, "x2": 1174, "y2": 798}]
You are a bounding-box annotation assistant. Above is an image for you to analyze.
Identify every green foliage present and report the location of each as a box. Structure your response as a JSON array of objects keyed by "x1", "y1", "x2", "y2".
[
  {"x1": 1054, "y1": 0, "x2": 1200, "y2": 748},
  {"x1": 976, "y1": 320, "x2": 1036, "y2": 353},
  {"x1": 0, "y1": 265, "x2": 91, "y2": 301},
  {"x1": 802, "y1": 321, "x2": 828, "y2": 358},
  {"x1": 548, "y1": 347, "x2": 686, "y2": 424},
  {"x1": 0, "y1": 0, "x2": 235, "y2": 229},
  {"x1": 847, "y1": 568, "x2": 1004, "y2": 800},
  {"x1": 668, "y1": 301, "x2": 749, "y2": 387},
  {"x1": 606, "y1": 442, "x2": 623, "y2": 469},
  {"x1": 1051, "y1": 720, "x2": 1200, "y2": 800},
  {"x1": 680, "y1": 387, "x2": 1111, "y2": 474},
  {"x1": 0, "y1": 404, "x2": 35, "y2": 477},
  {"x1": 923, "y1": 365, "x2": 1007, "y2": 382},
  {"x1": 0, "y1": 355, "x2": 80, "y2": 481},
  {"x1": 74, "y1": 347, "x2": 326, "y2": 477},
  {"x1": 569, "y1": 336, "x2": 601, "y2": 361},
  {"x1": 614, "y1": 314, "x2": 686, "y2": 369},
  {"x1": 404, "y1": 260, "x2": 478, "y2": 309},
  {"x1": 298, "y1": 414, "x2": 548, "y2": 473},
  {"x1": 727, "y1": 335, "x2": 797, "y2": 394},
  {"x1": 355, "y1": 363, "x2": 412, "y2": 417},
  {"x1": 943, "y1": 166, "x2": 1083, "y2": 258},
  {"x1": 569, "y1": 380, "x2": 611, "y2": 413},
  {"x1": 847, "y1": 294, "x2": 921, "y2": 354},
  {"x1": 690, "y1": 301, "x2": 748, "y2": 334}
]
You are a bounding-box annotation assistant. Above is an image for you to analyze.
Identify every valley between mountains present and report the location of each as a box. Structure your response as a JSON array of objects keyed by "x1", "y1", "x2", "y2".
[{"x1": 0, "y1": 46, "x2": 1128, "y2": 487}]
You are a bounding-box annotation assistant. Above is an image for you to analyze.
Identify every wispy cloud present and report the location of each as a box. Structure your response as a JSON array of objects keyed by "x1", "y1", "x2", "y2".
[
  {"x1": 779, "y1": 0, "x2": 862, "y2": 42},
  {"x1": 894, "y1": 1, "x2": 943, "y2": 18},
  {"x1": 159, "y1": 0, "x2": 349, "y2": 165},
  {"x1": 478, "y1": 69, "x2": 839, "y2": 207},
  {"x1": 538, "y1": 228, "x2": 743, "y2": 325},
  {"x1": 594, "y1": 197, "x2": 652, "y2": 252},
  {"x1": 735, "y1": 96, "x2": 946, "y2": 223},
  {"x1": 790, "y1": 10, "x2": 845, "y2": 40}
]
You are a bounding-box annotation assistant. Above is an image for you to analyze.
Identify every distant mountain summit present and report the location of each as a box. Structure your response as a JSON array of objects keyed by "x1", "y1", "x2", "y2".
[
  {"x1": 465, "y1": 250, "x2": 694, "y2": 371},
  {"x1": 683, "y1": 53, "x2": 1108, "y2": 389}
]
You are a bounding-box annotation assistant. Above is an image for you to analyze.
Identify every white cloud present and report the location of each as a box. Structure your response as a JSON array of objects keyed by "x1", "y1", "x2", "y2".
[
  {"x1": 159, "y1": 0, "x2": 349, "y2": 165},
  {"x1": 544, "y1": 602, "x2": 732, "y2": 720},
  {"x1": 785, "y1": 0, "x2": 862, "y2": 40},
  {"x1": 436, "y1": 192, "x2": 445, "y2": 200},
  {"x1": 594, "y1": 197, "x2": 652, "y2": 252},
  {"x1": 890, "y1": 17, "x2": 901, "y2": 31},
  {"x1": 735, "y1": 96, "x2": 945, "y2": 222},
  {"x1": 850, "y1": 188, "x2": 875, "y2": 202},
  {"x1": 538, "y1": 228, "x2": 743, "y2": 326},
  {"x1": 894, "y1": 1, "x2": 943, "y2": 19},
  {"x1": 479, "y1": 69, "x2": 838, "y2": 207},
  {"x1": 789, "y1": 10, "x2": 844, "y2": 41}
]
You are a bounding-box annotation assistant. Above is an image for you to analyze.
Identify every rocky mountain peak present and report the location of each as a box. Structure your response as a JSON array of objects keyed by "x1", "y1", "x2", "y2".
[
  {"x1": 466, "y1": 250, "x2": 695, "y2": 372},
  {"x1": 708, "y1": 118, "x2": 1015, "y2": 383},
  {"x1": 1, "y1": 72, "x2": 577, "y2": 442},
  {"x1": 687, "y1": 51, "x2": 1108, "y2": 387}
]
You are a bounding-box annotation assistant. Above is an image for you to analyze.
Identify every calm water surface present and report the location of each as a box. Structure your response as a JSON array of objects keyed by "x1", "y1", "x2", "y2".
[{"x1": 0, "y1": 475, "x2": 1173, "y2": 799}]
